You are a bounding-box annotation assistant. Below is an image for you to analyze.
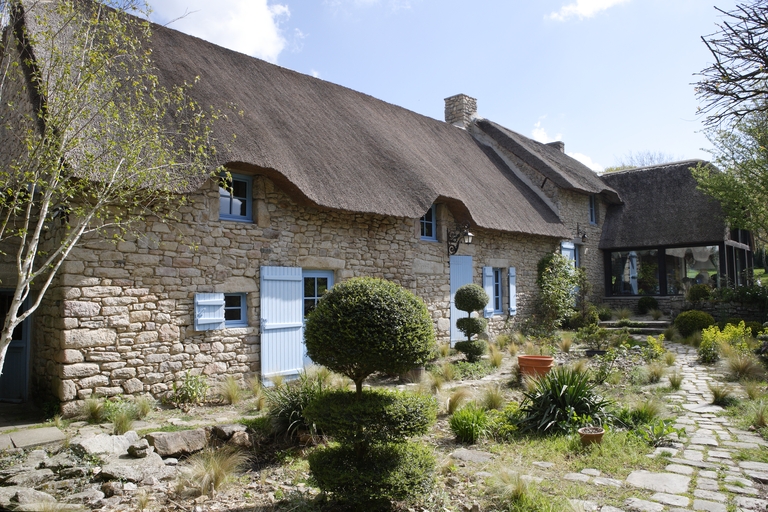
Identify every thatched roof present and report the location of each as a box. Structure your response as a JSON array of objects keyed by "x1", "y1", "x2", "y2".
[
  {"x1": 475, "y1": 120, "x2": 621, "y2": 203},
  {"x1": 140, "y1": 23, "x2": 571, "y2": 238},
  {"x1": 599, "y1": 160, "x2": 727, "y2": 250}
]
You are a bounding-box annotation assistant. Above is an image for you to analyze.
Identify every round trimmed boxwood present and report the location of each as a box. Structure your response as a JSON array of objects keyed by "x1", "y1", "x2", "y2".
[
  {"x1": 304, "y1": 277, "x2": 435, "y2": 395},
  {"x1": 308, "y1": 441, "x2": 435, "y2": 507},
  {"x1": 637, "y1": 296, "x2": 658, "y2": 315},
  {"x1": 455, "y1": 284, "x2": 489, "y2": 313},
  {"x1": 456, "y1": 316, "x2": 487, "y2": 341},
  {"x1": 304, "y1": 389, "x2": 437, "y2": 446},
  {"x1": 674, "y1": 310, "x2": 715, "y2": 337},
  {"x1": 687, "y1": 284, "x2": 711, "y2": 303},
  {"x1": 453, "y1": 339, "x2": 487, "y2": 363}
]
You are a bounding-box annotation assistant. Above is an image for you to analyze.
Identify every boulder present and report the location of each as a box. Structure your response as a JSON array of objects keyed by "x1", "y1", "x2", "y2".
[
  {"x1": 213, "y1": 424, "x2": 247, "y2": 441},
  {"x1": 99, "y1": 452, "x2": 175, "y2": 483},
  {"x1": 5, "y1": 468, "x2": 55, "y2": 487},
  {"x1": 146, "y1": 429, "x2": 207, "y2": 457},
  {"x1": 127, "y1": 439, "x2": 151, "y2": 458},
  {"x1": 70, "y1": 433, "x2": 131, "y2": 456}
]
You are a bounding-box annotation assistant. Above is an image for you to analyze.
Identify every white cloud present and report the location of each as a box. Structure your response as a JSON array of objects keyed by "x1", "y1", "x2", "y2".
[
  {"x1": 324, "y1": 0, "x2": 413, "y2": 12},
  {"x1": 548, "y1": 0, "x2": 630, "y2": 21},
  {"x1": 531, "y1": 121, "x2": 562, "y2": 144},
  {"x1": 151, "y1": 0, "x2": 290, "y2": 63},
  {"x1": 568, "y1": 152, "x2": 604, "y2": 173}
]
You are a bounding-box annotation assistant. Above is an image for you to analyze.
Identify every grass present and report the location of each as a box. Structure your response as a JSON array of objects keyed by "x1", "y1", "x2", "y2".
[
  {"x1": 508, "y1": 343, "x2": 519, "y2": 356},
  {"x1": 82, "y1": 398, "x2": 105, "y2": 424},
  {"x1": 614, "y1": 308, "x2": 632, "y2": 320},
  {"x1": 557, "y1": 337, "x2": 572, "y2": 353},
  {"x1": 649, "y1": 309, "x2": 663, "y2": 320},
  {"x1": 709, "y1": 382, "x2": 737, "y2": 406},
  {"x1": 646, "y1": 363, "x2": 666, "y2": 384},
  {"x1": 753, "y1": 401, "x2": 768, "y2": 429},
  {"x1": 440, "y1": 361, "x2": 456, "y2": 381},
  {"x1": 447, "y1": 388, "x2": 471, "y2": 414},
  {"x1": 481, "y1": 383, "x2": 505, "y2": 411},
  {"x1": 664, "y1": 351, "x2": 676, "y2": 366},
  {"x1": 179, "y1": 447, "x2": 249, "y2": 497},
  {"x1": 111, "y1": 408, "x2": 134, "y2": 435},
  {"x1": 668, "y1": 370, "x2": 683, "y2": 390},
  {"x1": 726, "y1": 353, "x2": 765, "y2": 382},
  {"x1": 438, "y1": 342, "x2": 451, "y2": 357},
  {"x1": 489, "y1": 344, "x2": 504, "y2": 368},
  {"x1": 217, "y1": 376, "x2": 244, "y2": 405},
  {"x1": 744, "y1": 380, "x2": 764, "y2": 400}
]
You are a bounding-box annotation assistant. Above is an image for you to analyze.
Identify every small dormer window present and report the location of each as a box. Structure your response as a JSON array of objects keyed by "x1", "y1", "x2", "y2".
[
  {"x1": 588, "y1": 195, "x2": 598, "y2": 225},
  {"x1": 420, "y1": 205, "x2": 437, "y2": 241}
]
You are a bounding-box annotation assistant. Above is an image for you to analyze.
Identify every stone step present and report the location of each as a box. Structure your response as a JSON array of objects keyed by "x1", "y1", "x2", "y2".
[{"x1": 599, "y1": 320, "x2": 672, "y2": 328}]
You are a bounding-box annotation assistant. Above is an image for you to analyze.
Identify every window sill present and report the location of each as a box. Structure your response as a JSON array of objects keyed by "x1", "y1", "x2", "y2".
[{"x1": 220, "y1": 216, "x2": 254, "y2": 223}]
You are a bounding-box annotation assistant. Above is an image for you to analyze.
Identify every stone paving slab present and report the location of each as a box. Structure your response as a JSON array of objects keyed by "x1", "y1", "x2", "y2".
[
  {"x1": 650, "y1": 492, "x2": 689, "y2": 507},
  {"x1": 626, "y1": 470, "x2": 690, "y2": 494},
  {"x1": 0, "y1": 434, "x2": 11, "y2": 450},
  {"x1": 8, "y1": 427, "x2": 65, "y2": 449},
  {"x1": 692, "y1": 498, "x2": 727, "y2": 511},
  {"x1": 625, "y1": 497, "x2": 663, "y2": 511}
]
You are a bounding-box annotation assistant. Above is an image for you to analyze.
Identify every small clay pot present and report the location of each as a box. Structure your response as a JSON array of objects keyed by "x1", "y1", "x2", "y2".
[{"x1": 578, "y1": 426, "x2": 605, "y2": 446}]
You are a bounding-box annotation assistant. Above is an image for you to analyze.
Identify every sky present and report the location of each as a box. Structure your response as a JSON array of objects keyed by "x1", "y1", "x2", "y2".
[{"x1": 149, "y1": 0, "x2": 739, "y2": 173}]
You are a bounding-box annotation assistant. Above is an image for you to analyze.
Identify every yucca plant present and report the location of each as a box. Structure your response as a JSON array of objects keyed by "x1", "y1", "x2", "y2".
[{"x1": 518, "y1": 366, "x2": 613, "y2": 434}]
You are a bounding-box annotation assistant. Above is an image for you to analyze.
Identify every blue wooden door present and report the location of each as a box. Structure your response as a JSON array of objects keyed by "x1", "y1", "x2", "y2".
[
  {"x1": 0, "y1": 294, "x2": 29, "y2": 402},
  {"x1": 260, "y1": 266, "x2": 304, "y2": 383},
  {"x1": 450, "y1": 255, "x2": 473, "y2": 344}
]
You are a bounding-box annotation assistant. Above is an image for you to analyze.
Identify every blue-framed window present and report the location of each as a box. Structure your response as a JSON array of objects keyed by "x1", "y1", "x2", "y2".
[
  {"x1": 220, "y1": 173, "x2": 253, "y2": 222},
  {"x1": 492, "y1": 268, "x2": 503, "y2": 314},
  {"x1": 224, "y1": 293, "x2": 247, "y2": 327},
  {"x1": 588, "y1": 195, "x2": 597, "y2": 225},
  {"x1": 303, "y1": 270, "x2": 334, "y2": 317},
  {"x1": 420, "y1": 205, "x2": 437, "y2": 240}
]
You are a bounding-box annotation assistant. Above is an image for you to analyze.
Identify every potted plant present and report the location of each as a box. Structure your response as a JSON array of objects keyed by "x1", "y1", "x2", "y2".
[{"x1": 577, "y1": 425, "x2": 605, "y2": 446}]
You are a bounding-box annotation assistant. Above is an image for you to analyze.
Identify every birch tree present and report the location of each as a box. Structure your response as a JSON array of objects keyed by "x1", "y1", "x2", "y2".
[{"x1": 0, "y1": 0, "x2": 221, "y2": 377}]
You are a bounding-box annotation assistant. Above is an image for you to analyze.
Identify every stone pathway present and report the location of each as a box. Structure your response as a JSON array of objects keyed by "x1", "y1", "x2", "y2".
[{"x1": 557, "y1": 343, "x2": 768, "y2": 512}]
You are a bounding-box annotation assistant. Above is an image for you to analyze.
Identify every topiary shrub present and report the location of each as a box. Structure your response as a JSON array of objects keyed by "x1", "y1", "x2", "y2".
[
  {"x1": 674, "y1": 310, "x2": 715, "y2": 337},
  {"x1": 686, "y1": 284, "x2": 711, "y2": 303},
  {"x1": 305, "y1": 277, "x2": 435, "y2": 395},
  {"x1": 308, "y1": 442, "x2": 435, "y2": 507},
  {"x1": 304, "y1": 389, "x2": 437, "y2": 446},
  {"x1": 637, "y1": 296, "x2": 659, "y2": 315},
  {"x1": 453, "y1": 339, "x2": 487, "y2": 363},
  {"x1": 454, "y1": 284, "x2": 489, "y2": 314},
  {"x1": 454, "y1": 283, "x2": 490, "y2": 362},
  {"x1": 303, "y1": 277, "x2": 437, "y2": 507}
]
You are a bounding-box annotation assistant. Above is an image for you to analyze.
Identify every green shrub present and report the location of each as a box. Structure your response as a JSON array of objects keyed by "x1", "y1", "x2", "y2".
[
  {"x1": 305, "y1": 389, "x2": 437, "y2": 446},
  {"x1": 264, "y1": 371, "x2": 328, "y2": 438},
  {"x1": 574, "y1": 324, "x2": 610, "y2": 350},
  {"x1": 518, "y1": 366, "x2": 613, "y2": 435},
  {"x1": 674, "y1": 310, "x2": 715, "y2": 337},
  {"x1": 308, "y1": 442, "x2": 435, "y2": 506},
  {"x1": 532, "y1": 253, "x2": 581, "y2": 336},
  {"x1": 454, "y1": 284, "x2": 489, "y2": 314},
  {"x1": 596, "y1": 305, "x2": 613, "y2": 321},
  {"x1": 637, "y1": 296, "x2": 659, "y2": 315},
  {"x1": 687, "y1": 284, "x2": 711, "y2": 303},
  {"x1": 449, "y1": 404, "x2": 488, "y2": 444},
  {"x1": 454, "y1": 339, "x2": 487, "y2": 363},
  {"x1": 170, "y1": 371, "x2": 209, "y2": 405},
  {"x1": 485, "y1": 402, "x2": 522, "y2": 441},
  {"x1": 747, "y1": 321, "x2": 764, "y2": 337},
  {"x1": 641, "y1": 334, "x2": 665, "y2": 362},
  {"x1": 305, "y1": 277, "x2": 435, "y2": 393},
  {"x1": 698, "y1": 326, "x2": 721, "y2": 364}
]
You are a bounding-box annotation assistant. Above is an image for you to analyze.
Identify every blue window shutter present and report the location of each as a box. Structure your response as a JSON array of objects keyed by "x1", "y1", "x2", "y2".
[
  {"x1": 482, "y1": 266, "x2": 494, "y2": 318},
  {"x1": 195, "y1": 292, "x2": 226, "y2": 331},
  {"x1": 508, "y1": 267, "x2": 517, "y2": 316}
]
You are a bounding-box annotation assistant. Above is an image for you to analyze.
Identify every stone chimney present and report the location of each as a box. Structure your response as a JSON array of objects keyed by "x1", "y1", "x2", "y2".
[
  {"x1": 546, "y1": 141, "x2": 565, "y2": 153},
  {"x1": 444, "y1": 94, "x2": 477, "y2": 128}
]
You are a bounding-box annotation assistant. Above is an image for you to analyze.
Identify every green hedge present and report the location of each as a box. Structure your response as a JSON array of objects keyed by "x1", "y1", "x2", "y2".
[{"x1": 304, "y1": 389, "x2": 437, "y2": 445}]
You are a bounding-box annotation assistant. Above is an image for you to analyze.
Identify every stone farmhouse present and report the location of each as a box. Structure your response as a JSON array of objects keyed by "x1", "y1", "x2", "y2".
[{"x1": 0, "y1": 6, "x2": 753, "y2": 413}]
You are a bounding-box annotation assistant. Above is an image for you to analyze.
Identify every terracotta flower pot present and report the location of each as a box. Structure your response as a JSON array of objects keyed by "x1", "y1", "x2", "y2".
[
  {"x1": 578, "y1": 426, "x2": 605, "y2": 446},
  {"x1": 517, "y1": 355, "x2": 555, "y2": 378}
]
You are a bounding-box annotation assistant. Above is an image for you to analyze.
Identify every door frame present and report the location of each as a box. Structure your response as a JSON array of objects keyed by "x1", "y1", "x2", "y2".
[{"x1": 0, "y1": 292, "x2": 30, "y2": 403}]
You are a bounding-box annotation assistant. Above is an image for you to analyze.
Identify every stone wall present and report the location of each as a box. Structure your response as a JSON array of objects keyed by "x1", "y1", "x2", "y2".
[{"x1": 26, "y1": 175, "x2": 560, "y2": 414}]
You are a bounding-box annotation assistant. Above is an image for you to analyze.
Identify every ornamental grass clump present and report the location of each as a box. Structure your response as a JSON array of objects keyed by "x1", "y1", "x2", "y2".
[
  {"x1": 518, "y1": 366, "x2": 612, "y2": 435},
  {"x1": 449, "y1": 403, "x2": 488, "y2": 444},
  {"x1": 303, "y1": 277, "x2": 437, "y2": 508},
  {"x1": 453, "y1": 283, "x2": 489, "y2": 362}
]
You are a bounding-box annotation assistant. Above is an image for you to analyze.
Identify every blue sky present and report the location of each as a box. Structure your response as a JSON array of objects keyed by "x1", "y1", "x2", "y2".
[{"x1": 150, "y1": 0, "x2": 738, "y2": 172}]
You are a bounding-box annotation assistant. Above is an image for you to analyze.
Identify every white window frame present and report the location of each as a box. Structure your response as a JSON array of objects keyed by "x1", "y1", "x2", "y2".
[
  {"x1": 420, "y1": 204, "x2": 437, "y2": 241},
  {"x1": 224, "y1": 293, "x2": 248, "y2": 327},
  {"x1": 220, "y1": 173, "x2": 253, "y2": 222},
  {"x1": 303, "y1": 270, "x2": 335, "y2": 317}
]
